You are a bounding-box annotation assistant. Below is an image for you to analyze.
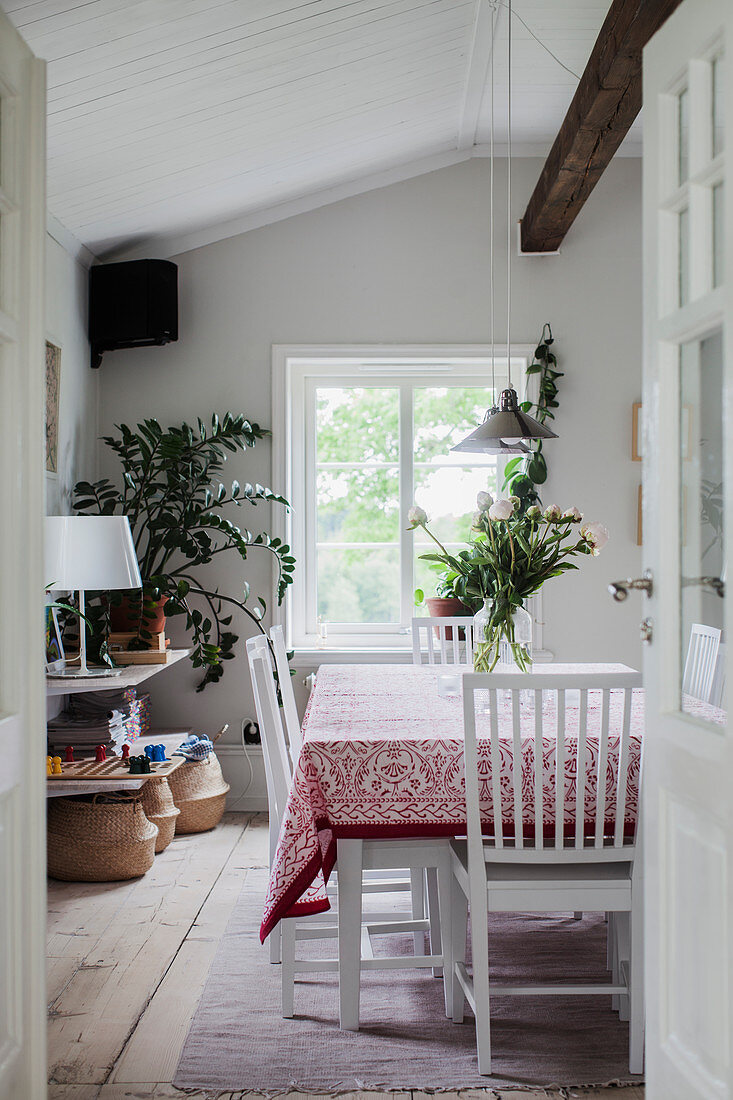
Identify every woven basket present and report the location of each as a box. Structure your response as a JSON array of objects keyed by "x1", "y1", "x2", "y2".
[
  {"x1": 168, "y1": 753, "x2": 230, "y2": 834},
  {"x1": 47, "y1": 794, "x2": 158, "y2": 882},
  {"x1": 139, "y1": 777, "x2": 180, "y2": 852}
]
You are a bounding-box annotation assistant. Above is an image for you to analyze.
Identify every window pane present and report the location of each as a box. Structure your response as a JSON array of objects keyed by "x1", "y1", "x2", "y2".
[
  {"x1": 413, "y1": 465, "x2": 499, "y2": 607},
  {"x1": 316, "y1": 387, "x2": 399, "y2": 463},
  {"x1": 316, "y1": 467, "x2": 400, "y2": 543},
  {"x1": 680, "y1": 331, "x2": 726, "y2": 726},
  {"x1": 317, "y1": 547, "x2": 400, "y2": 624},
  {"x1": 679, "y1": 206, "x2": 690, "y2": 306},
  {"x1": 713, "y1": 54, "x2": 725, "y2": 158},
  {"x1": 713, "y1": 183, "x2": 724, "y2": 288},
  {"x1": 678, "y1": 87, "x2": 689, "y2": 184},
  {"x1": 414, "y1": 385, "x2": 496, "y2": 465}
]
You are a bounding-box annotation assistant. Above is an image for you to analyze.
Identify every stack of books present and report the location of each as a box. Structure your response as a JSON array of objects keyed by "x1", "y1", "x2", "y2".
[{"x1": 47, "y1": 689, "x2": 142, "y2": 756}]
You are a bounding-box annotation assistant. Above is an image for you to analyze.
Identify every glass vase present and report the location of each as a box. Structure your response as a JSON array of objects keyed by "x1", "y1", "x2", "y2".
[{"x1": 472, "y1": 598, "x2": 533, "y2": 672}]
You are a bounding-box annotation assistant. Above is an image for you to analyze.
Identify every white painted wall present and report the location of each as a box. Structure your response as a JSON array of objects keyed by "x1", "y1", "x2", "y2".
[
  {"x1": 45, "y1": 231, "x2": 96, "y2": 516},
  {"x1": 97, "y1": 157, "x2": 643, "y2": 807}
]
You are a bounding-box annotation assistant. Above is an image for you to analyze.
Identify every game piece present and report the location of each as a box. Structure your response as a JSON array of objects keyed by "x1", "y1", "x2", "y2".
[
  {"x1": 121, "y1": 744, "x2": 130, "y2": 760},
  {"x1": 140, "y1": 756, "x2": 151, "y2": 774},
  {"x1": 95, "y1": 745, "x2": 107, "y2": 763},
  {"x1": 52, "y1": 756, "x2": 62, "y2": 775},
  {"x1": 65, "y1": 745, "x2": 74, "y2": 763},
  {"x1": 129, "y1": 756, "x2": 141, "y2": 774},
  {"x1": 144, "y1": 744, "x2": 155, "y2": 760},
  {"x1": 153, "y1": 744, "x2": 167, "y2": 762},
  {"x1": 46, "y1": 756, "x2": 53, "y2": 777}
]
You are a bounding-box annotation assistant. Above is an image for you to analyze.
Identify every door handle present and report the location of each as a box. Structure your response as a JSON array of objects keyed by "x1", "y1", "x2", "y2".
[
  {"x1": 681, "y1": 575, "x2": 725, "y2": 598},
  {"x1": 608, "y1": 569, "x2": 654, "y2": 602}
]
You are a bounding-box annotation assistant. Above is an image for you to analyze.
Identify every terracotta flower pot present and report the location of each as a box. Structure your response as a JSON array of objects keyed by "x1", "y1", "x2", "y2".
[
  {"x1": 425, "y1": 596, "x2": 472, "y2": 640},
  {"x1": 110, "y1": 594, "x2": 168, "y2": 634}
]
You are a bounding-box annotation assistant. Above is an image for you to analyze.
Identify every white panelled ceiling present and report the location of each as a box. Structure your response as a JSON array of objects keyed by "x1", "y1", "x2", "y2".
[{"x1": 4, "y1": 0, "x2": 635, "y2": 257}]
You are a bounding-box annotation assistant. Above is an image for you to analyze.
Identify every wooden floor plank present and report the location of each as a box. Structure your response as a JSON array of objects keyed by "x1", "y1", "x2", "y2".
[
  {"x1": 48, "y1": 816, "x2": 249, "y2": 1085},
  {"x1": 110, "y1": 822, "x2": 260, "y2": 1083}
]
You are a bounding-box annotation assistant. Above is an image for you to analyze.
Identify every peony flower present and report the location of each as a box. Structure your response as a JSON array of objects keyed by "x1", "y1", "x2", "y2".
[
  {"x1": 543, "y1": 504, "x2": 562, "y2": 521},
  {"x1": 488, "y1": 498, "x2": 514, "y2": 521},
  {"x1": 476, "y1": 490, "x2": 493, "y2": 511},
  {"x1": 509, "y1": 496, "x2": 520, "y2": 511},
  {"x1": 407, "y1": 505, "x2": 428, "y2": 529},
  {"x1": 471, "y1": 510, "x2": 484, "y2": 531},
  {"x1": 562, "y1": 506, "x2": 583, "y2": 523},
  {"x1": 526, "y1": 505, "x2": 542, "y2": 519},
  {"x1": 580, "y1": 521, "x2": 610, "y2": 555}
]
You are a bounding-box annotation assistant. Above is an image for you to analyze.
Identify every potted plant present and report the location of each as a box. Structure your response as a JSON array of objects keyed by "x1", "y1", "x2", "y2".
[
  {"x1": 408, "y1": 495, "x2": 608, "y2": 671},
  {"x1": 73, "y1": 413, "x2": 294, "y2": 690}
]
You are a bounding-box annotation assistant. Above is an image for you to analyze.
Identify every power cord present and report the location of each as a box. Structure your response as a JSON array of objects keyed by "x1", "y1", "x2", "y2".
[{"x1": 225, "y1": 717, "x2": 258, "y2": 811}]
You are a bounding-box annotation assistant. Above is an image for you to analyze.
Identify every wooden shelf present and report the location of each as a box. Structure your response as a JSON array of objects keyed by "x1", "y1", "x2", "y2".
[{"x1": 45, "y1": 649, "x2": 190, "y2": 697}]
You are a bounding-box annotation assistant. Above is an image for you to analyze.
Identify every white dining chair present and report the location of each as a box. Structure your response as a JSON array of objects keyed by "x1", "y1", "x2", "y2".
[
  {"x1": 682, "y1": 622, "x2": 722, "y2": 704},
  {"x1": 710, "y1": 642, "x2": 727, "y2": 709},
  {"x1": 269, "y1": 625, "x2": 303, "y2": 763},
  {"x1": 269, "y1": 624, "x2": 430, "y2": 952},
  {"x1": 412, "y1": 615, "x2": 474, "y2": 666},
  {"x1": 246, "y1": 635, "x2": 452, "y2": 1023},
  {"x1": 449, "y1": 672, "x2": 644, "y2": 1076}
]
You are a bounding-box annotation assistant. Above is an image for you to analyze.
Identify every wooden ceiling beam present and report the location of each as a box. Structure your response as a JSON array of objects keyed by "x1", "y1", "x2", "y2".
[{"x1": 519, "y1": 0, "x2": 682, "y2": 253}]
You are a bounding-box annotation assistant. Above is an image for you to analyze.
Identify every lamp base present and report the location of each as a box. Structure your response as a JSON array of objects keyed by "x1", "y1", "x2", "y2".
[{"x1": 47, "y1": 666, "x2": 122, "y2": 679}]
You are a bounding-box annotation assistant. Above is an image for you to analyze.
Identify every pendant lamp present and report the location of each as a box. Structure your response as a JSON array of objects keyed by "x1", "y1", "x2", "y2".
[{"x1": 452, "y1": 0, "x2": 557, "y2": 455}]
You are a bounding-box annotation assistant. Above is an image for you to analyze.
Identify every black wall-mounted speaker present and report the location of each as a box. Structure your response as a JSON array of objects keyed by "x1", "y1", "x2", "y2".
[{"x1": 89, "y1": 258, "x2": 178, "y2": 368}]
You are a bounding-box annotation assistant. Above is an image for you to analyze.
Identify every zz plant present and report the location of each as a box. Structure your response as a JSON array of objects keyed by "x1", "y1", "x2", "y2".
[
  {"x1": 73, "y1": 413, "x2": 294, "y2": 691},
  {"x1": 503, "y1": 323, "x2": 562, "y2": 512}
]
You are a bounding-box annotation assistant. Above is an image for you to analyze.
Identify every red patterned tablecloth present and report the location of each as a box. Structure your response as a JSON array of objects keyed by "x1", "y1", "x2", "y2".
[{"x1": 260, "y1": 662, "x2": 655, "y2": 942}]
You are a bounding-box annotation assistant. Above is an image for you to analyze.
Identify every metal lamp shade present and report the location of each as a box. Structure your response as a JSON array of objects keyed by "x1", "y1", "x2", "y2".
[
  {"x1": 45, "y1": 515, "x2": 142, "y2": 592},
  {"x1": 451, "y1": 387, "x2": 557, "y2": 454}
]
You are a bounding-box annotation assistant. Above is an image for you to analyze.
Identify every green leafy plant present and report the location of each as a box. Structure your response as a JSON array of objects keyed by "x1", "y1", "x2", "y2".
[
  {"x1": 73, "y1": 413, "x2": 294, "y2": 691},
  {"x1": 408, "y1": 498, "x2": 608, "y2": 671},
  {"x1": 503, "y1": 322, "x2": 562, "y2": 512}
]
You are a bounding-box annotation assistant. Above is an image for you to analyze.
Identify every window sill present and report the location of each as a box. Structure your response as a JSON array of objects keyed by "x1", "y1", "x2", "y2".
[{"x1": 291, "y1": 647, "x2": 554, "y2": 668}]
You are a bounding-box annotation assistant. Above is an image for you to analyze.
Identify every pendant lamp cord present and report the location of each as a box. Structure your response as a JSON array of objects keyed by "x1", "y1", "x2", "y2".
[
  {"x1": 506, "y1": 0, "x2": 512, "y2": 389},
  {"x1": 489, "y1": 0, "x2": 496, "y2": 406}
]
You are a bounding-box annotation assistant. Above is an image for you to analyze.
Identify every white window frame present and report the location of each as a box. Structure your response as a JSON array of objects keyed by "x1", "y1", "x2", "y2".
[{"x1": 272, "y1": 344, "x2": 546, "y2": 656}]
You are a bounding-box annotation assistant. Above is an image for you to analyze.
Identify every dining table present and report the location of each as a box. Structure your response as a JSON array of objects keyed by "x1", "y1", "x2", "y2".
[{"x1": 261, "y1": 660, "x2": 667, "y2": 943}]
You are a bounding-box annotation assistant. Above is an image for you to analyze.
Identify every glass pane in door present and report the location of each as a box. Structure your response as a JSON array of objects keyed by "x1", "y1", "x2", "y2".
[
  {"x1": 713, "y1": 53, "x2": 725, "y2": 157},
  {"x1": 679, "y1": 329, "x2": 726, "y2": 725}
]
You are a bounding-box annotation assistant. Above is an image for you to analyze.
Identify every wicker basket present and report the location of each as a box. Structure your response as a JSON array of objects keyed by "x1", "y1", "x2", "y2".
[
  {"x1": 47, "y1": 794, "x2": 158, "y2": 882},
  {"x1": 168, "y1": 753, "x2": 230, "y2": 834},
  {"x1": 139, "y1": 777, "x2": 180, "y2": 852}
]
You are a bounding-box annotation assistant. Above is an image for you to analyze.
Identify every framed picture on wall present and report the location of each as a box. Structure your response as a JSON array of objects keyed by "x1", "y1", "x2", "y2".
[
  {"x1": 633, "y1": 400, "x2": 692, "y2": 462},
  {"x1": 45, "y1": 339, "x2": 61, "y2": 474}
]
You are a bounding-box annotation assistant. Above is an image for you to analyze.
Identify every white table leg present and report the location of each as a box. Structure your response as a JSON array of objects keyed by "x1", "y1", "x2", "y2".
[{"x1": 337, "y1": 837, "x2": 363, "y2": 1030}]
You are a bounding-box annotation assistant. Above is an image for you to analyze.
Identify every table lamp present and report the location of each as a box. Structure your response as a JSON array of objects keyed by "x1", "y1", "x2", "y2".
[{"x1": 45, "y1": 515, "x2": 142, "y2": 678}]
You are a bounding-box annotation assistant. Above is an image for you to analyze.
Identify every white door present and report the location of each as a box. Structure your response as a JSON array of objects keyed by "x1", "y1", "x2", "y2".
[
  {"x1": 0, "y1": 10, "x2": 47, "y2": 1100},
  {"x1": 642, "y1": 1, "x2": 732, "y2": 1096}
]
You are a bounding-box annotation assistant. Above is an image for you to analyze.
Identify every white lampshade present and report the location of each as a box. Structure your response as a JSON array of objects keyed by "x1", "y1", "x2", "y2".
[{"x1": 45, "y1": 515, "x2": 142, "y2": 592}]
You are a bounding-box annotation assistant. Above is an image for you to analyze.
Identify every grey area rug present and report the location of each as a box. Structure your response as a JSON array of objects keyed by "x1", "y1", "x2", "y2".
[{"x1": 174, "y1": 868, "x2": 643, "y2": 1094}]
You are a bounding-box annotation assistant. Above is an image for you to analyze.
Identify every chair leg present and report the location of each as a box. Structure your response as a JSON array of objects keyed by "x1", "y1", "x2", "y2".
[
  {"x1": 628, "y1": 899, "x2": 644, "y2": 1075},
  {"x1": 281, "y1": 918, "x2": 296, "y2": 1018},
  {"x1": 269, "y1": 921, "x2": 282, "y2": 965},
  {"x1": 607, "y1": 912, "x2": 619, "y2": 1012},
  {"x1": 337, "y1": 837, "x2": 363, "y2": 1031},
  {"x1": 426, "y1": 866, "x2": 442, "y2": 977},
  {"x1": 470, "y1": 888, "x2": 492, "y2": 1076},
  {"x1": 615, "y1": 912, "x2": 631, "y2": 1021},
  {"x1": 436, "y1": 856, "x2": 453, "y2": 1014},
  {"x1": 411, "y1": 867, "x2": 426, "y2": 954},
  {"x1": 574, "y1": 911, "x2": 583, "y2": 920},
  {"x1": 450, "y1": 880, "x2": 468, "y2": 1023}
]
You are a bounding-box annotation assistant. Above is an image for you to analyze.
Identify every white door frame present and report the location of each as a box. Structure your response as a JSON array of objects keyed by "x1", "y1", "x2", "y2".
[
  {"x1": 0, "y1": 9, "x2": 47, "y2": 1098},
  {"x1": 643, "y1": 2, "x2": 731, "y2": 1096}
]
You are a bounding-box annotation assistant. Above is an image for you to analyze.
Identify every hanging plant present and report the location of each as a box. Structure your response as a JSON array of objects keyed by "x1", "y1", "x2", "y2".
[{"x1": 502, "y1": 322, "x2": 562, "y2": 512}]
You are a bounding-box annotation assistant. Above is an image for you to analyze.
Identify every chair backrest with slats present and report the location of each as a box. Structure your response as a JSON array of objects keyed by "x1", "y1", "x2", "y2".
[
  {"x1": 461, "y1": 673, "x2": 643, "y2": 868},
  {"x1": 269, "y1": 624, "x2": 303, "y2": 763},
  {"x1": 683, "y1": 623, "x2": 722, "y2": 703},
  {"x1": 412, "y1": 616, "x2": 474, "y2": 666},
  {"x1": 246, "y1": 635, "x2": 292, "y2": 827},
  {"x1": 710, "y1": 642, "x2": 727, "y2": 709}
]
